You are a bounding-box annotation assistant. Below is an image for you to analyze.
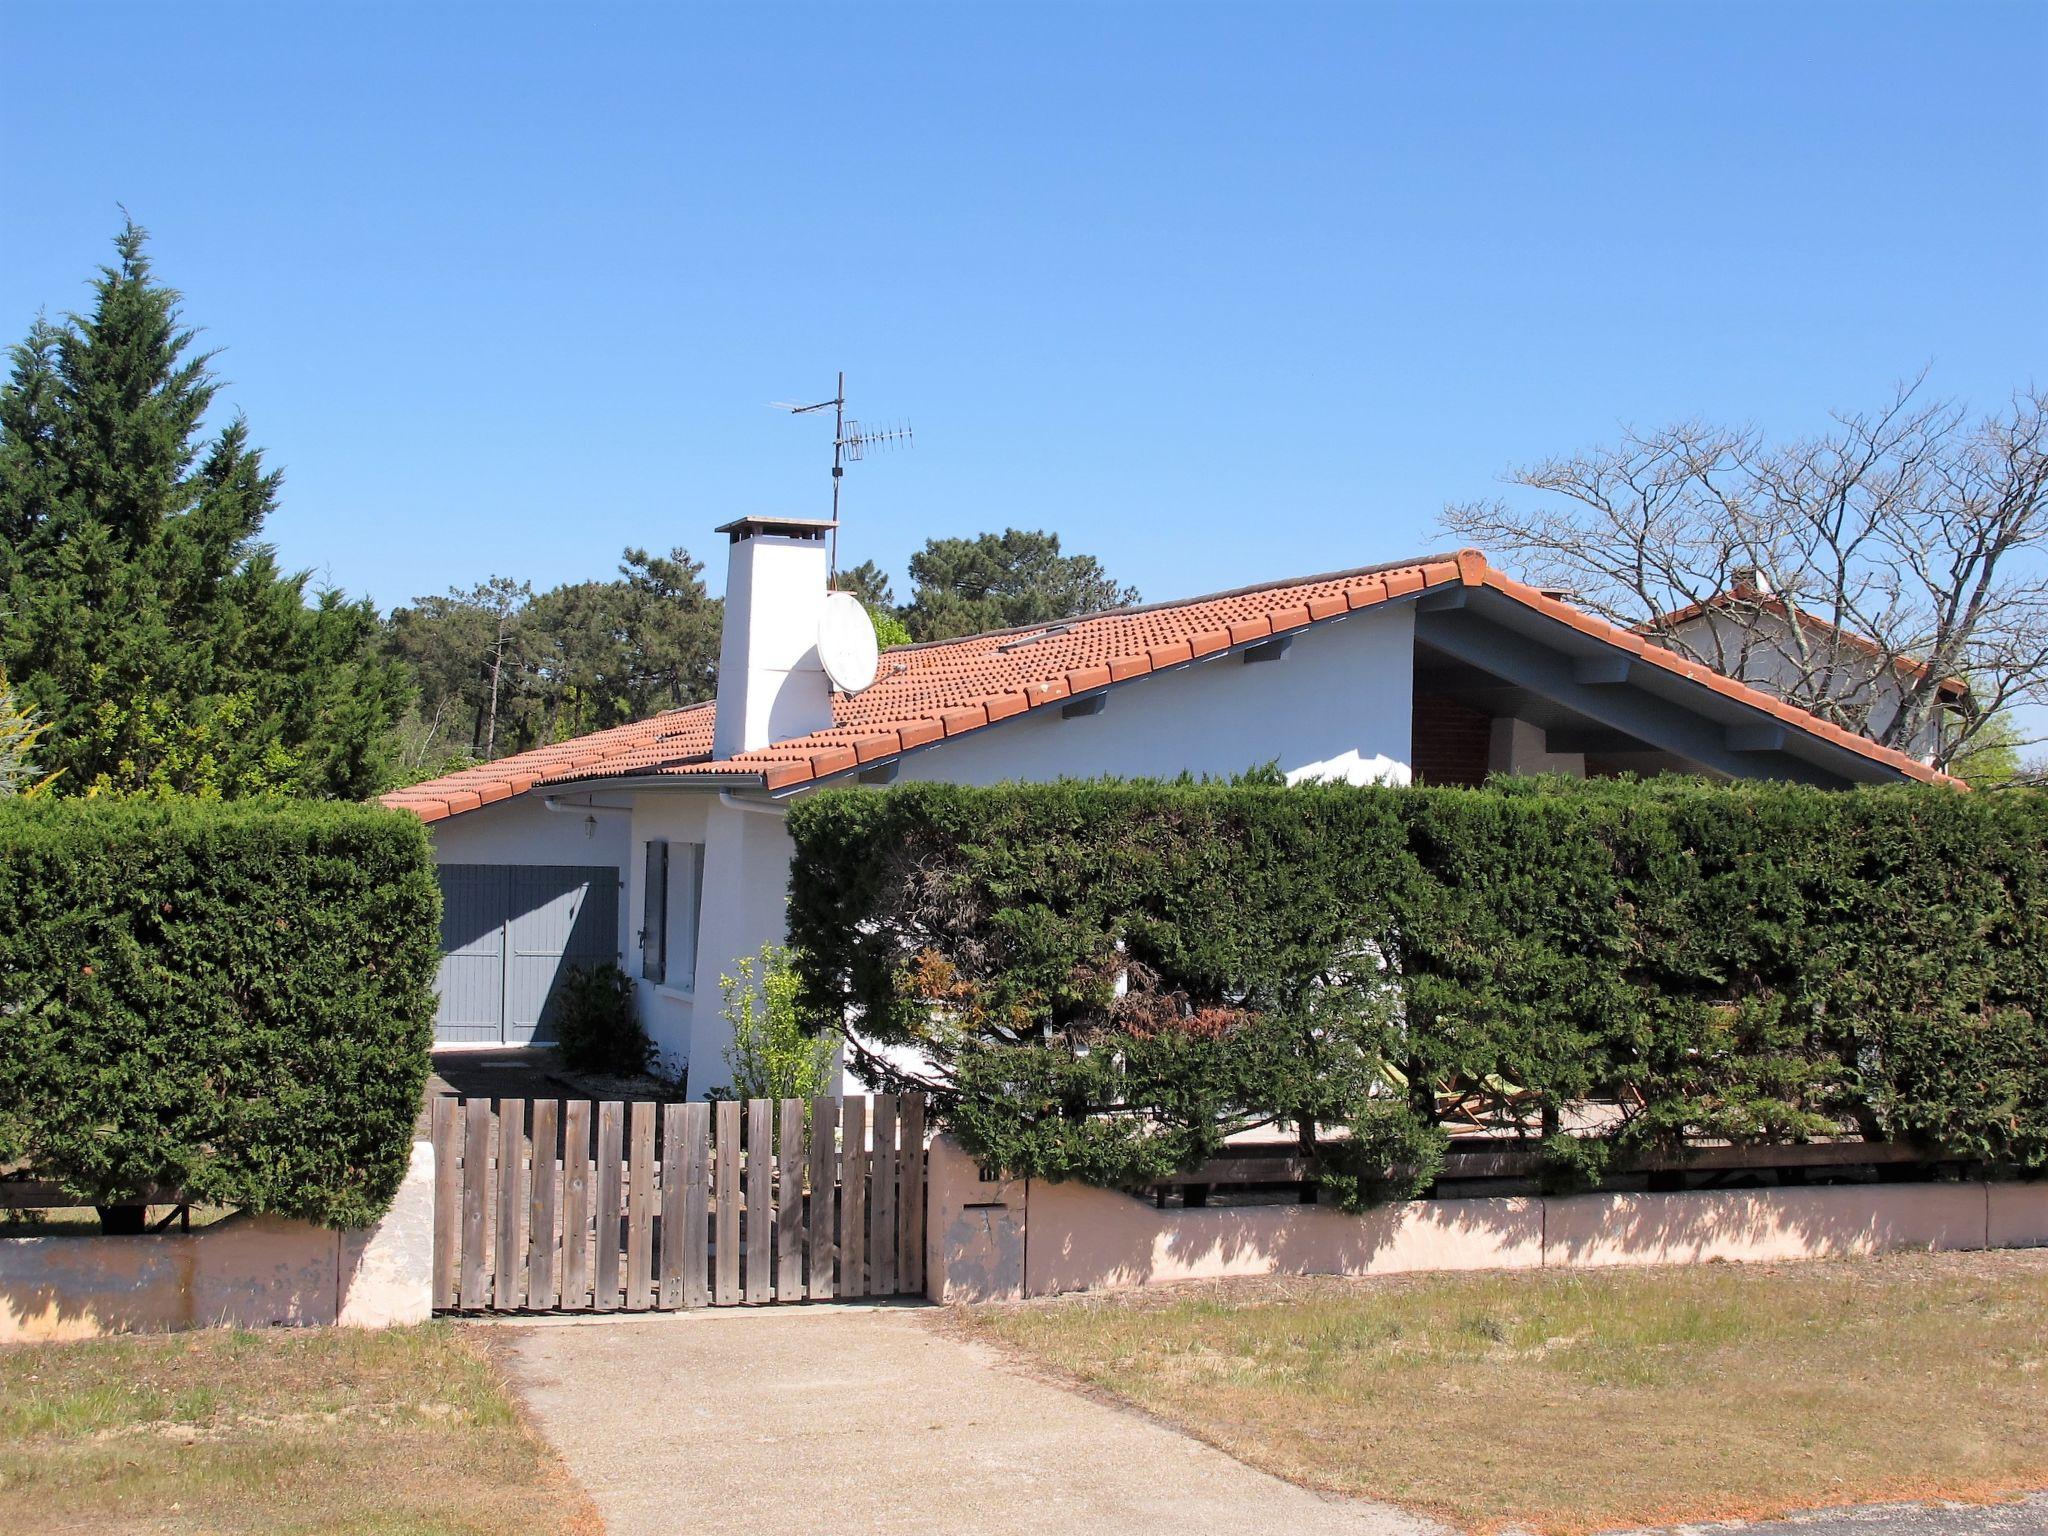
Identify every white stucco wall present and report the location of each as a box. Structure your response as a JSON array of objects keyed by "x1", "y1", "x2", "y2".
[
  {"x1": 623, "y1": 792, "x2": 713, "y2": 1074},
  {"x1": 896, "y1": 604, "x2": 1416, "y2": 788},
  {"x1": 425, "y1": 792, "x2": 633, "y2": 871},
  {"x1": 680, "y1": 799, "x2": 802, "y2": 1090}
]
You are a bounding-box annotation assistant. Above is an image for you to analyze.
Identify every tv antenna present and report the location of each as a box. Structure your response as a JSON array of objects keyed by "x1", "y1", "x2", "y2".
[{"x1": 770, "y1": 371, "x2": 912, "y2": 577}]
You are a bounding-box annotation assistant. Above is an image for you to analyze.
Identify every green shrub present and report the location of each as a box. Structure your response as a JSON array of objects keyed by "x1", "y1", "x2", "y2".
[
  {"x1": 0, "y1": 797, "x2": 439, "y2": 1228},
  {"x1": 552, "y1": 961, "x2": 653, "y2": 1076},
  {"x1": 1317, "y1": 1103, "x2": 1449, "y2": 1209},
  {"x1": 719, "y1": 945, "x2": 837, "y2": 1101},
  {"x1": 786, "y1": 778, "x2": 2048, "y2": 1201}
]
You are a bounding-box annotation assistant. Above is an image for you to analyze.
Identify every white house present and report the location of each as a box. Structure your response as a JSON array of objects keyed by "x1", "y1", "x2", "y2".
[
  {"x1": 1648, "y1": 572, "x2": 1970, "y2": 764},
  {"x1": 386, "y1": 516, "x2": 1957, "y2": 1091}
]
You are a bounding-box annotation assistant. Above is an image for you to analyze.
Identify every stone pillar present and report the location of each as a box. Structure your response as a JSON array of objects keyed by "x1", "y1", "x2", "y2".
[
  {"x1": 338, "y1": 1140, "x2": 436, "y2": 1328},
  {"x1": 924, "y1": 1135, "x2": 1028, "y2": 1303}
]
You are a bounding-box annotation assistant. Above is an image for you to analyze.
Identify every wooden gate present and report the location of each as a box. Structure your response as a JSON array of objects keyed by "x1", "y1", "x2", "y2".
[{"x1": 429, "y1": 1094, "x2": 926, "y2": 1311}]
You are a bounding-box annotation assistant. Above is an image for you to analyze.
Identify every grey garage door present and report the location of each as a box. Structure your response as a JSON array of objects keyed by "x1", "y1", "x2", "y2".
[{"x1": 435, "y1": 864, "x2": 621, "y2": 1045}]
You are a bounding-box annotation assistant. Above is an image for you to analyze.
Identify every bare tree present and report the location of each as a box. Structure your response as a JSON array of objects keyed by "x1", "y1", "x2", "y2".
[{"x1": 1441, "y1": 381, "x2": 2048, "y2": 772}]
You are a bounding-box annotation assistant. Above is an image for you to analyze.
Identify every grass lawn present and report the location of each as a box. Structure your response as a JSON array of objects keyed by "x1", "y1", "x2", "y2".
[
  {"x1": 0, "y1": 1323, "x2": 595, "y2": 1536},
  {"x1": 960, "y1": 1250, "x2": 2048, "y2": 1535}
]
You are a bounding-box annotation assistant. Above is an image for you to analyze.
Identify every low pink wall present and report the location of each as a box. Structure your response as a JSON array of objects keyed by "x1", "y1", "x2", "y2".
[
  {"x1": 0, "y1": 1141, "x2": 435, "y2": 1343},
  {"x1": 925, "y1": 1137, "x2": 2048, "y2": 1303},
  {"x1": 1025, "y1": 1179, "x2": 1543, "y2": 1298},
  {"x1": 1543, "y1": 1184, "x2": 1989, "y2": 1268}
]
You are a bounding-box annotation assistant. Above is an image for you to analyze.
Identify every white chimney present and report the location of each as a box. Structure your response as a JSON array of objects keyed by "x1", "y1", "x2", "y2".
[{"x1": 713, "y1": 516, "x2": 838, "y2": 758}]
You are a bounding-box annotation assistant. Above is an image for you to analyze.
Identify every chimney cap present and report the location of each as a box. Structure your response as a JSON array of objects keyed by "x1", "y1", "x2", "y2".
[{"x1": 714, "y1": 515, "x2": 839, "y2": 544}]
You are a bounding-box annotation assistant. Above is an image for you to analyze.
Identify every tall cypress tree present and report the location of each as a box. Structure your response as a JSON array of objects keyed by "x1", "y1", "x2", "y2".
[{"x1": 0, "y1": 220, "x2": 407, "y2": 798}]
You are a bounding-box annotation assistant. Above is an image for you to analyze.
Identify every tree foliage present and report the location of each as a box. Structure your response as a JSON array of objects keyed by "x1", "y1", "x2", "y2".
[
  {"x1": 0, "y1": 221, "x2": 408, "y2": 798},
  {"x1": 719, "y1": 944, "x2": 838, "y2": 1102},
  {"x1": 900, "y1": 529, "x2": 1139, "y2": 641},
  {"x1": 0, "y1": 669, "x2": 54, "y2": 797},
  {"x1": 1441, "y1": 382, "x2": 2048, "y2": 771},
  {"x1": 836, "y1": 559, "x2": 895, "y2": 610},
  {"x1": 385, "y1": 546, "x2": 720, "y2": 775},
  {"x1": 788, "y1": 778, "x2": 2048, "y2": 1204},
  {"x1": 0, "y1": 796, "x2": 439, "y2": 1227}
]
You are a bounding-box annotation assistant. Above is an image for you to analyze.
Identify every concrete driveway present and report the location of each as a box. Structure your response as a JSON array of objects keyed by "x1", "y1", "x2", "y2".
[
  {"x1": 500, "y1": 1304, "x2": 2045, "y2": 1536},
  {"x1": 500, "y1": 1302, "x2": 1438, "y2": 1536}
]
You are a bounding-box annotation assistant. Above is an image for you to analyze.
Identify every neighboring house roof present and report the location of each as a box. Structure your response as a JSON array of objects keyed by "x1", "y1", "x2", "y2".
[
  {"x1": 1647, "y1": 588, "x2": 1970, "y2": 703},
  {"x1": 382, "y1": 549, "x2": 1959, "y2": 823}
]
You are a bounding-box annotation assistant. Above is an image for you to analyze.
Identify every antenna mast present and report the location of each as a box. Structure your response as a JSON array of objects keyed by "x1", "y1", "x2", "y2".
[{"x1": 772, "y1": 371, "x2": 912, "y2": 579}]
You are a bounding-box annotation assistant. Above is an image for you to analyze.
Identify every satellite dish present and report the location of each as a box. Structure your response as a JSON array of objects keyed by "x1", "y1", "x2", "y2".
[{"x1": 817, "y1": 590, "x2": 880, "y2": 694}]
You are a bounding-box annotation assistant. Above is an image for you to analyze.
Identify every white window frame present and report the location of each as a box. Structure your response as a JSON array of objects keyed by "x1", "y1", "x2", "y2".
[{"x1": 666, "y1": 842, "x2": 706, "y2": 994}]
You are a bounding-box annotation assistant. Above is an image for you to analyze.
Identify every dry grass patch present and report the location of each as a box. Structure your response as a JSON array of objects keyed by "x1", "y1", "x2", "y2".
[
  {"x1": 0, "y1": 1323, "x2": 595, "y2": 1535},
  {"x1": 959, "y1": 1250, "x2": 2048, "y2": 1534}
]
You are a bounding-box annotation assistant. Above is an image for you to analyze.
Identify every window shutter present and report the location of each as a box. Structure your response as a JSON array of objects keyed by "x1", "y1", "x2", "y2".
[{"x1": 641, "y1": 839, "x2": 669, "y2": 984}]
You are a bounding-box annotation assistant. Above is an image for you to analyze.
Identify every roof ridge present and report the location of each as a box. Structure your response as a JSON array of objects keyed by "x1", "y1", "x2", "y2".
[{"x1": 881, "y1": 550, "x2": 1468, "y2": 653}]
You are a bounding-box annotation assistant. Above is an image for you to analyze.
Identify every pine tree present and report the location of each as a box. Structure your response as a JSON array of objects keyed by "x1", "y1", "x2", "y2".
[
  {"x1": 0, "y1": 220, "x2": 407, "y2": 798},
  {"x1": 902, "y1": 529, "x2": 1139, "y2": 641}
]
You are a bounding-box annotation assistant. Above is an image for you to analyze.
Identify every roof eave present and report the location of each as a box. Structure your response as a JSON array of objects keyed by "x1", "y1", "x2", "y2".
[
  {"x1": 535, "y1": 770, "x2": 772, "y2": 796},
  {"x1": 1469, "y1": 578, "x2": 1956, "y2": 789}
]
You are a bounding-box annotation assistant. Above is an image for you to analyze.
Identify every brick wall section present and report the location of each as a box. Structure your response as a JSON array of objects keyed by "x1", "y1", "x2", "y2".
[{"x1": 1411, "y1": 695, "x2": 1493, "y2": 787}]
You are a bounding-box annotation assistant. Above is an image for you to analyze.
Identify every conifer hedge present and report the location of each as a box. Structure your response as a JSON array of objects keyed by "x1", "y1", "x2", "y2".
[
  {"x1": 787, "y1": 779, "x2": 2048, "y2": 1204},
  {"x1": 0, "y1": 798, "x2": 440, "y2": 1227}
]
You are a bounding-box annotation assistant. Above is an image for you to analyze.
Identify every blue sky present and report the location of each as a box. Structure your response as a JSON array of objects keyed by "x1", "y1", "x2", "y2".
[{"x1": 3, "y1": 0, "x2": 2043, "y2": 630}]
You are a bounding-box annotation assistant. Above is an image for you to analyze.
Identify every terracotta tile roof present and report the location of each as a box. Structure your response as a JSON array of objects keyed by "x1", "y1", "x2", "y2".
[
  {"x1": 379, "y1": 704, "x2": 717, "y2": 822},
  {"x1": 381, "y1": 548, "x2": 1958, "y2": 824}
]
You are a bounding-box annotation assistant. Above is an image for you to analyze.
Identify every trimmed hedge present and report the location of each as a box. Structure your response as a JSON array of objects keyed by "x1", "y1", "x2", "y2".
[
  {"x1": 0, "y1": 798, "x2": 440, "y2": 1227},
  {"x1": 787, "y1": 778, "x2": 2048, "y2": 1202}
]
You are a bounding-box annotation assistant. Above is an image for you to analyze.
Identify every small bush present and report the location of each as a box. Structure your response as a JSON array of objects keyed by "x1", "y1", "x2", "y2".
[
  {"x1": 552, "y1": 962, "x2": 653, "y2": 1076},
  {"x1": 1316, "y1": 1103, "x2": 1448, "y2": 1210},
  {"x1": 1537, "y1": 1131, "x2": 1613, "y2": 1196},
  {"x1": 719, "y1": 945, "x2": 837, "y2": 1101},
  {"x1": 0, "y1": 797, "x2": 438, "y2": 1228}
]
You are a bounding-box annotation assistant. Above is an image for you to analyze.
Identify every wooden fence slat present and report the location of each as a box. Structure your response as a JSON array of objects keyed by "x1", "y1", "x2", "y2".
[
  {"x1": 744, "y1": 1099, "x2": 772, "y2": 1304},
  {"x1": 459, "y1": 1097, "x2": 492, "y2": 1310},
  {"x1": 839, "y1": 1096, "x2": 868, "y2": 1298},
  {"x1": 682, "y1": 1102, "x2": 710, "y2": 1308},
  {"x1": 626, "y1": 1102, "x2": 656, "y2": 1310},
  {"x1": 871, "y1": 1094, "x2": 898, "y2": 1296},
  {"x1": 560, "y1": 1100, "x2": 592, "y2": 1309},
  {"x1": 527, "y1": 1099, "x2": 560, "y2": 1309},
  {"x1": 431, "y1": 1097, "x2": 461, "y2": 1309},
  {"x1": 658, "y1": 1103, "x2": 686, "y2": 1308},
  {"x1": 594, "y1": 1102, "x2": 624, "y2": 1310},
  {"x1": 776, "y1": 1098, "x2": 804, "y2": 1300},
  {"x1": 714, "y1": 1099, "x2": 741, "y2": 1304},
  {"x1": 494, "y1": 1099, "x2": 528, "y2": 1309},
  {"x1": 900, "y1": 1093, "x2": 926, "y2": 1295},
  {"x1": 807, "y1": 1096, "x2": 836, "y2": 1300}
]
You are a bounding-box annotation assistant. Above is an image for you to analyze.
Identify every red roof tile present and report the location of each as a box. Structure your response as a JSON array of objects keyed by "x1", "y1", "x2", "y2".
[{"x1": 381, "y1": 549, "x2": 1958, "y2": 823}]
